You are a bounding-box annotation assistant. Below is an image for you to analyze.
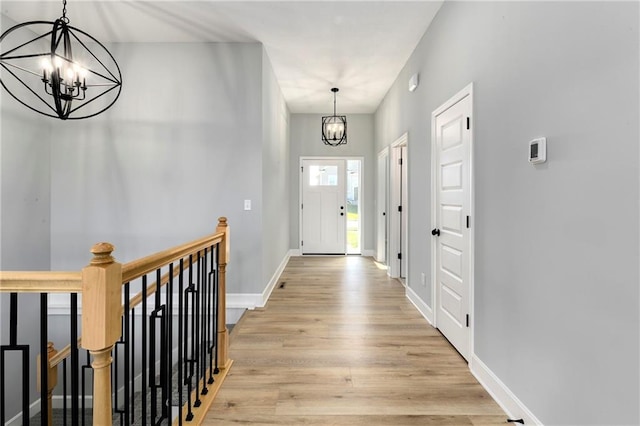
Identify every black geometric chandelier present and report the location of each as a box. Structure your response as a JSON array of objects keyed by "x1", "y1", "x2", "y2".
[
  {"x1": 322, "y1": 87, "x2": 347, "y2": 146},
  {"x1": 0, "y1": 0, "x2": 122, "y2": 120}
]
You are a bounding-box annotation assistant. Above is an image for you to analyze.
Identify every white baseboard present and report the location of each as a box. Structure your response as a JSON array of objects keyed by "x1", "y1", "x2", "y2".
[
  {"x1": 361, "y1": 249, "x2": 375, "y2": 257},
  {"x1": 51, "y1": 395, "x2": 93, "y2": 409},
  {"x1": 405, "y1": 285, "x2": 433, "y2": 325},
  {"x1": 259, "y1": 250, "x2": 292, "y2": 307},
  {"x1": 226, "y1": 249, "x2": 292, "y2": 311},
  {"x1": 226, "y1": 293, "x2": 262, "y2": 310},
  {"x1": 470, "y1": 355, "x2": 543, "y2": 426},
  {"x1": 403, "y1": 287, "x2": 541, "y2": 424},
  {"x1": 5, "y1": 399, "x2": 40, "y2": 426},
  {"x1": 289, "y1": 249, "x2": 301, "y2": 256}
]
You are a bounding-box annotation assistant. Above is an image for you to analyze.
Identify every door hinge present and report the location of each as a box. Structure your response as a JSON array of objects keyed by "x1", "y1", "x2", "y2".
[
  {"x1": 301, "y1": 240, "x2": 304, "y2": 246},
  {"x1": 301, "y1": 166, "x2": 304, "y2": 173},
  {"x1": 398, "y1": 205, "x2": 402, "y2": 212},
  {"x1": 399, "y1": 158, "x2": 403, "y2": 165},
  {"x1": 466, "y1": 117, "x2": 470, "y2": 130},
  {"x1": 466, "y1": 215, "x2": 470, "y2": 229},
  {"x1": 301, "y1": 203, "x2": 303, "y2": 210},
  {"x1": 397, "y1": 253, "x2": 402, "y2": 260},
  {"x1": 466, "y1": 314, "x2": 470, "y2": 327}
]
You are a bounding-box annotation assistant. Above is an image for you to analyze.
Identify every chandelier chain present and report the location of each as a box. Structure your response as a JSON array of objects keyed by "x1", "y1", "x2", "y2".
[{"x1": 61, "y1": 0, "x2": 69, "y2": 23}]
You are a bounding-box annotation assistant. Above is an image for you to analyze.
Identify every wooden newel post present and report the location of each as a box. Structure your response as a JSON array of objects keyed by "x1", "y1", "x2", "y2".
[
  {"x1": 216, "y1": 217, "x2": 230, "y2": 369},
  {"x1": 81, "y1": 243, "x2": 122, "y2": 426}
]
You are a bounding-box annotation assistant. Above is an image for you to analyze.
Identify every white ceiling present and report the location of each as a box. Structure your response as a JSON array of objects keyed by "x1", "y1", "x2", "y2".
[{"x1": 1, "y1": 1, "x2": 443, "y2": 113}]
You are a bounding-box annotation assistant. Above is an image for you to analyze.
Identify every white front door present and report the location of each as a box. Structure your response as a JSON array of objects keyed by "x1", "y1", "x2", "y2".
[
  {"x1": 301, "y1": 159, "x2": 346, "y2": 254},
  {"x1": 432, "y1": 87, "x2": 472, "y2": 360}
]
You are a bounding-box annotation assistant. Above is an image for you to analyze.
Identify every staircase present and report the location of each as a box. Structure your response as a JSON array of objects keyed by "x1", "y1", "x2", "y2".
[{"x1": 0, "y1": 217, "x2": 233, "y2": 426}]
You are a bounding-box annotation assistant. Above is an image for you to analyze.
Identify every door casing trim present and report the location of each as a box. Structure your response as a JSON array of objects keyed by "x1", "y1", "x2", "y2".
[
  {"x1": 388, "y1": 133, "x2": 408, "y2": 280},
  {"x1": 430, "y1": 82, "x2": 475, "y2": 360},
  {"x1": 299, "y1": 156, "x2": 365, "y2": 255}
]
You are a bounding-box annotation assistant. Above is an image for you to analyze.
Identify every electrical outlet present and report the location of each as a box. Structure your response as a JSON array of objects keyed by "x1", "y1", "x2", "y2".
[
  {"x1": 421, "y1": 273, "x2": 426, "y2": 287},
  {"x1": 244, "y1": 200, "x2": 251, "y2": 211}
]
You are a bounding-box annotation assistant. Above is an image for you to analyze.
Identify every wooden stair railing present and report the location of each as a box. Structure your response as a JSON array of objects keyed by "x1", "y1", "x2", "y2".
[{"x1": 0, "y1": 217, "x2": 231, "y2": 426}]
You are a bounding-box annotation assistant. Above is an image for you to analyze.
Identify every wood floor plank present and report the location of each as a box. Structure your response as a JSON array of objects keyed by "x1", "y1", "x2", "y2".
[{"x1": 203, "y1": 256, "x2": 506, "y2": 425}]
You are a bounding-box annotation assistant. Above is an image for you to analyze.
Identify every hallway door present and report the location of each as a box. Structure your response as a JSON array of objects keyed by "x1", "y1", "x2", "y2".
[
  {"x1": 400, "y1": 145, "x2": 408, "y2": 278},
  {"x1": 432, "y1": 85, "x2": 473, "y2": 360},
  {"x1": 376, "y1": 149, "x2": 389, "y2": 263},
  {"x1": 301, "y1": 159, "x2": 346, "y2": 254},
  {"x1": 389, "y1": 134, "x2": 408, "y2": 279}
]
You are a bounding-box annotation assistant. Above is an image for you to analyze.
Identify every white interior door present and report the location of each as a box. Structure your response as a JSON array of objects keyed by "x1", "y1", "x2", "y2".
[
  {"x1": 376, "y1": 150, "x2": 388, "y2": 263},
  {"x1": 400, "y1": 146, "x2": 408, "y2": 278},
  {"x1": 433, "y1": 89, "x2": 472, "y2": 360},
  {"x1": 301, "y1": 159, "x2": 346, "y2": 254},
  {"x1": 388, "y1": 133, "x2": 407, "y2": 279}
]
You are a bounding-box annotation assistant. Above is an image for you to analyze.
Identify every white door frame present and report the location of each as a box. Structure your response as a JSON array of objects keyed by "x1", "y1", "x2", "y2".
[
  {"x1": 376, "y1": 148, "x2": 389, "y2": 263},
  {"x1": 299, "y1": 156, "x2": 364, "y2": 254},
  {"x1": 430, "y1": 83, "x2": 475, "y2": 358},
  {"x1": 388, "y1": 133, "x2": 408, "y2": 279}
]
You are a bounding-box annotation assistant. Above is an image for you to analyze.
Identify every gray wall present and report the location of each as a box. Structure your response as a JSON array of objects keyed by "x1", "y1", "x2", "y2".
[
  {"x1": 1, "y1": 39, "x2": 291, "y2": 419},
  {"x1": 374, "y1": 2, "x2": 639, "y2": 425},
  {"x1": 48, "y1": 42, "x2": 265, "y2": 295},
  {"x1": 0, "y1": 13, "x2": 53, "y2": 420},
  {"x1": 289, "y1": 113, "x2": 375, "y2": 252},
  {"x1": 261, "y1": 48, "x2": 291, "y2": 286}
]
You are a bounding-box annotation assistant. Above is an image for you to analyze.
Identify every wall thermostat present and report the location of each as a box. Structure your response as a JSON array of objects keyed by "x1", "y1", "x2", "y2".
[{"x1": 529, "y1": 137, "x2": 546, "y2": 164}]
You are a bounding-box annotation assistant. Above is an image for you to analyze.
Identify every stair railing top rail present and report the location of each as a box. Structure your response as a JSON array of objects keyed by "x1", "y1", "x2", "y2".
[
  {"x1": 0, "y1": 271, "x2": 82, "y2": 293},
  {"x1": 0, "y1": 216, "x2": 229, "y2": 294},
  {"x1": 122, "y1": 216, "x2": 229, "y2": 285}
]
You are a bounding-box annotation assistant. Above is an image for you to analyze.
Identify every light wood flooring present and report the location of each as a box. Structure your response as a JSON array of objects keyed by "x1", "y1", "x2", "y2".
[{"x1": 204, "y1": 256, "x2": 507, "y2": 425}]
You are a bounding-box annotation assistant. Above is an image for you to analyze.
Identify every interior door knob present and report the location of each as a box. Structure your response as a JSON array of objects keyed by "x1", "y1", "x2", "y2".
[{"x1": 431, "y1": 228, "x2": 440, "y2": 236}]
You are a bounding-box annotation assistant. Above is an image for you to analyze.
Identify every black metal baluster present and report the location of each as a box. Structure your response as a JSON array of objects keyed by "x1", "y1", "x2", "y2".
[
  {"x1": 184, "y1": 255, "x2": 195, "y2": 421},
  {"x1": 81, "y1": 351, "x2": 91, "y2": 425},
  {"x1": 70, "y1": 294, "x2": 79, "y2": 426},
  {"x1": 200, "y1": 250, "x2": 208, "y2": 396},
  {"x1": 40, "y1": 293, "x2": 49, "y2": 426},
  {"x1": 150, "y1": 267, "x2": 169, "y2": 424},
  {"x1": 124, "y1": 282, "x2": 131, "y2": 426},
  {"x1": 167, "y1": 263, "x2": 174, "y2": 420},
  {"x1": 178, "y1": 259, "x2": 184, "y2": 426},
  {"x1": 207, "y1": 245, "x2": 215, "y2": 384},
  {"x1": 149, "y1": 274, "x2": 158, "y2": 424},
  {"x1": 114, "y1": 286, "x2": 130, "y2": 426},
  {"x1": 142, "y1": 275, "x2": 148, "y2": 426},
  {"x1": 62, "y1": 359, "x2": 67, "y2": 426},
  {"x1": 130, "y1": 294, "x2": 136, "y2": 424},
  {"x1": 1, "y1": 293, "x2": 30, "y2": 426},
  {"x1": 194, "y1": 252, "x2": 202, "y2": 407},
  {"x1": 159, "y1": 268, "x2": 168, "y2": 422},
  {"x1": 114, "y1": 324, "x2": 122, "y2": 424},
  {"x1": 214, "y1": 247, "x2": 220, "y2": 375}
]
